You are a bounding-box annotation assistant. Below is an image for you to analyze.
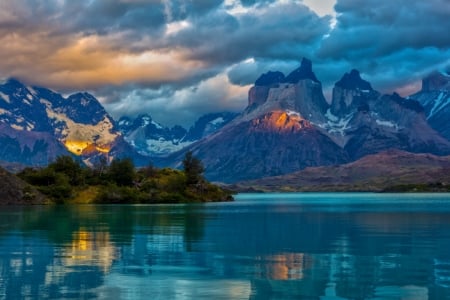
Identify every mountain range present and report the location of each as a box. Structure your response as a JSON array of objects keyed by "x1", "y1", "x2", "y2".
[
  {"x1": 0, "y1": 59, "x2": 449, "y2": 184},
  {"x1": 169, "y1": 59, "x2": 450, "y2": 182}
]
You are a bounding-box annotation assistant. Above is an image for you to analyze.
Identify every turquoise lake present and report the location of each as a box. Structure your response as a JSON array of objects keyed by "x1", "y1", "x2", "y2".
[{"x1": 1, "y1": 193, "x2": 450, "y2": 299}]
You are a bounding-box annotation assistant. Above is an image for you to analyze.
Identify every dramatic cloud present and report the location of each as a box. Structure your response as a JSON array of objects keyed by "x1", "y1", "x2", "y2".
[
  {"x1": 0, "y1": 0, "x2": 448, "y2": 126},
  {"x1": 318, "y1": 0, "x2": 450, "y2": 92}
]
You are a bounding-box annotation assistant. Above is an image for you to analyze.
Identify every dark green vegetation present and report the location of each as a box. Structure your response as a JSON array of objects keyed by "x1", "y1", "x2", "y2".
[
  {"x1": 0, "y1": 166, "x2": 46, "y2": 205},
  {"x1": 15, "y1": 152, "x2": 233, "y2": 204}
]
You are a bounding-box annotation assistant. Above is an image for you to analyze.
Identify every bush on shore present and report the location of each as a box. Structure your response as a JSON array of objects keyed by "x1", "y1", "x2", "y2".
[{"x1": 18, "y1": 153, "x2": 234, "y2": 204}]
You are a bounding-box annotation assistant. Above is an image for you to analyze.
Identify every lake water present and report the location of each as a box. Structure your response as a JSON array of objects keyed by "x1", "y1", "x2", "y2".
[{"x1": 1, "y1": 193, "x2": 450, "y2": 299}]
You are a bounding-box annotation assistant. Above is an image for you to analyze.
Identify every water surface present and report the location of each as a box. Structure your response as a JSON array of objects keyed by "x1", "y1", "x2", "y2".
[{"x1": 1, "y1": 193, "x2": 450, "y2": 299}]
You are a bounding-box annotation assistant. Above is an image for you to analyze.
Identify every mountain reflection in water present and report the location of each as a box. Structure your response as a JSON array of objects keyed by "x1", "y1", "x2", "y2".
[{"x1": 0, "y1": 193, "x2": 450, "y2": 299}]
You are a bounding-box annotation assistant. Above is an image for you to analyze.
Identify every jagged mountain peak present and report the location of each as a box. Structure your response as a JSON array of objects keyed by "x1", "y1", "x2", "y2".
[
  {"x1": 335, "y1": 69, "x2": 373, "y2": 91},
  {"x1": 284, "y1": 57, "x2": 319, "y2": 84},
  {"x1": 421, "y1": 71, "x2": 450, "y2": 92},
  {"x1": 255, "y1": 71, "x2": 285, "y2": 86}
]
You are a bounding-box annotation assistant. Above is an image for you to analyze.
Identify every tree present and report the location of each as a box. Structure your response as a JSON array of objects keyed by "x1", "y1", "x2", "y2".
[
  {"x1": 108, "y1": 157, "x2": 135, "y2": 186},
  {"x1": 49, "y1": 155, "x2": 84, "y2": 186},
  {"x1": 182, "y1": 151, "x2": 204, "y2": 185}
]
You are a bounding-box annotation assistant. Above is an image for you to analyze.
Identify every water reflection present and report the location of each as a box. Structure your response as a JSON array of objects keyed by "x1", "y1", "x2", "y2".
[{"x1": 0, "y1": 193, "x2": 450, "y2": 299}]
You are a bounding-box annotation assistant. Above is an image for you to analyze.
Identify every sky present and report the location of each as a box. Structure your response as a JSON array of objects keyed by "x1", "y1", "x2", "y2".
[{"x1": 0, "y1": 0, "x2": 449, "y2": 127}]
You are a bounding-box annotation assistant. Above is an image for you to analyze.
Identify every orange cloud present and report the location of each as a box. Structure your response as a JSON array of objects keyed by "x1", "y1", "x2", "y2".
[{"x1": 0, "y1": 31, "x2": 207, "y2": 91}]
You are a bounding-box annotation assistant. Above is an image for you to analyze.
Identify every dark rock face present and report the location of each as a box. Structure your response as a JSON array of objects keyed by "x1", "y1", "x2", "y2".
[
  {"x1": 421, "y1": 71, "x2": 450, "y2": 92},
  {"x1": 410, "y1": 72, "x2": 450, "y2": 141},
  {"x1": 284, "y1": 58, "x2": 319, "y2": 83},
  {"x1": 335, "y1": 69, "x2": 373, "y2": 91},
  {"x1": 330, "y1": 70, "x2": 378, "y2": 116},
  {"x1": 0, "y1": 167, "x2": 46, "y2": 205},
  {"x1": 0, "y1": 124, "x2": 70, "y2": 166},
  {"x1": 255, "y1": 71, "x2": 285, "y2": 86},
  {"x1": 186, "y1": 112, "x2": 238, "y2": 141}
]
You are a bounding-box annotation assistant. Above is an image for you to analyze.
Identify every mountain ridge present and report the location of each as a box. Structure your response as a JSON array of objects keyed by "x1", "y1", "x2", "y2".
[
  {"x1": 1, "y1": 59, "x2": 449, "y2": 185},
  {"x1": 231, "y1": 150, "x2": 450, "y2": 192},
  {"x1": 168, "y1": 59, "x2": 450, "y2": 182}
]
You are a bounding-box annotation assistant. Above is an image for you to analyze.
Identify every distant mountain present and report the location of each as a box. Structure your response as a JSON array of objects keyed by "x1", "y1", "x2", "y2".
[
  {"x1": 325, "y1": 70, "x2": 449, "y2": 160},
  {"x1": 167, "y1": 59, "x2": 450, "y2": 182},
  {"x1": 118, "y1": 112, "x2": 237, "y2": 156},
  {"x1": 232, "y1": 150, "x2": 450, "y2": 192},
  {"x1": 410, "y1": 71, "x2": 450, "y2": 140},
  {"x1": 1, "y1": 61, "x2": 450, "y2": 185},
  {"x1": 0, "y1": 78, "x2": 146, "y2": 167}
]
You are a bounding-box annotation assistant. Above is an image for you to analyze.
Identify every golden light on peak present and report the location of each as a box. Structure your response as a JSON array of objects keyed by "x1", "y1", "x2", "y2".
[
  {"x1": 64, "y1": 140, "x2": 111, "y2": 156},
  {"x1": 252, "y1": 110, "x2": 312, "y2": 133},
  {"x1": 64, "y1": 140, "x2": 90, "y2": 155}
]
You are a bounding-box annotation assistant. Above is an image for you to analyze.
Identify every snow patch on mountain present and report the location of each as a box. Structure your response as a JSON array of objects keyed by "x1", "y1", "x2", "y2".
[
  {"x1": 325, "y1": 109, "x2": 339, "y2": 122},
  {"x1": 145, "y1": 139, "x2": 193, "y2": 156},
  {"x1": 375, "y1": 119, "x2": 398, "y2": 129},
  {"x1": 286, "y1": 110, "x2": 301, "y2": 117},
  {"x1": 0, "y1": 108, "x2": 11, "y2": 116},
  {"x1": 152, "y1": 120, "x2": 163, "y2": 129},
  {"x1": 0, "y1": 92, "x2": 10, "y2": 103},
  {"x1": 429, "y1": 92, "x2": 450, "y2": 119},
  {"x1": 210, "y1": 117, "x2": 225, "y2": 126},
  {"x1": 320, "y1": 112, "x2": 353, "y2": 136}
]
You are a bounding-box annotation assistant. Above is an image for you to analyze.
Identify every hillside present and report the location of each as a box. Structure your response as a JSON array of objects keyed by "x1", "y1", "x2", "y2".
[
  {"x1": 0, "y1": 167, "x2": 46, "y2": 205},
  {"x1": 232, "y1": 150, "x2": 450, "y2": 192}
]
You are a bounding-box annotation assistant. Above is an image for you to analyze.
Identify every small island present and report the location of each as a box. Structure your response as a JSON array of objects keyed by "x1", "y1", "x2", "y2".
[{"x1": 2, "y1": 151, "x2": 233, "y2": 205}]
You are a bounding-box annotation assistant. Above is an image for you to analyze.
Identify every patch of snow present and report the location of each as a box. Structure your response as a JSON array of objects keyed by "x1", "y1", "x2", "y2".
[
  {"x1": 0, "y1": 108, "x2": 11, "y2": 115},
  {"x1": 119, "y1": 119, "x2": 128, "y2": 126},
  {"x1": 145, "y1": 138, "x2": 193, "y2": 156},
  {"x1": 27, "y1": 86, "x2": 37, "y2": 96},
  {"x1": 376, "y1": 119, "x2": 398, "y2": 129},
  {"x1": 26, "y1": 93, "x2": 33, "y2": 101},
  {"x1": 210, "y1": 117, "x2": 225, "y2": 126},
  {"x1": 45, "y1": 106, "x2": 119, "y2": 148},
  {"x1": 11, "y1": 124, "x2": 24, "y2": 131},
  {"x1": 0, "y1": 91, "x2": 10, "y2": 103},
  {"x1": 286, "y1": 110, "x2": 301, "y2": 117},
  {"x1": 325, "y1": 109, "x2": 339, "y2": 122},
  {"x1": 322, "y1": 112, "x2": 353, "y2": 136},
  {"x1": 151, "y1": 120, "x2": 163, "y2": 129},
  {"x1": 428, "y1": 92, "x2": 450, "y2": 119}
]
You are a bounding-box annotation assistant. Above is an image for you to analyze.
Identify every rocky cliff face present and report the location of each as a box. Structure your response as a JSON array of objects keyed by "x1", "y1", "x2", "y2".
[
  {"x1": 324, "y1": 71, "x2": 450, "y2": 159},
  {"x1": 410, "y1": 71, "x2": 450, "y2": 140},
  {"x1": 169, "y1": 59, "x2": 450, "y2": 182}
]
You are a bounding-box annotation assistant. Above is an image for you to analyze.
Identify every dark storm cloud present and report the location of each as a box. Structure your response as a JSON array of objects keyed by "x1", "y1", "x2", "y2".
[
  {"x1": 173, "y1": 2, "x2": 330, "y2": 64},
  {"x1": 0, "y1": 0, "x2": 449, "y2": 127},
  {"x1": 317, "y1": 0, "x2": 450, "y2": 93}
]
